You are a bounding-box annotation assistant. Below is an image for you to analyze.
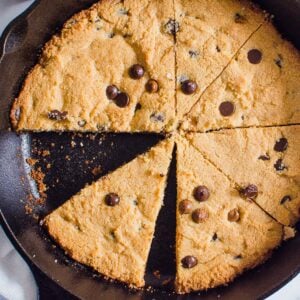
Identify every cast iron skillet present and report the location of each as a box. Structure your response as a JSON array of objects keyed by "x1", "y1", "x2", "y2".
[{"x1": 0, "y1": 0, "x2": 300, "y2": 299}]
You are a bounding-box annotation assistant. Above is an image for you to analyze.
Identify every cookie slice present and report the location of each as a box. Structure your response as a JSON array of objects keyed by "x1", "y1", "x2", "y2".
[
  {"x1": 176, "y1": 136, "x2": 283, "y2": 293},
  {"x1": 182, "y1": 22, "x2": 300, "y2": 131},
  {"x1": 44, "y1": 138, "x2": 174, "y2": 288},
  {"x1": 11, "y1": 0, "x2": 176, "y2": 133},
  {"x1": 186, "y1": 126, "x2": 300, "y2": 226},
  {"x1": 174, "y1": 0, "x2": 267, "y2": 120}
]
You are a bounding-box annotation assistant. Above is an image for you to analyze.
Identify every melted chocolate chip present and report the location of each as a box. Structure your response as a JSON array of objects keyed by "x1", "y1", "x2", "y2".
[
  {"x1": 48, "y1": 110, "x2": 68, "y2": 121},
  {"x1": 178, "y1": 200, "x2": 193, "y2": 214},
  {"x1": 181, "y1": 256, "x2": 198, "y2": 268},
  {"x1": 216, "y1": 45, "x2": 221, "y2": 52},
  {"x1": 212, "y1": 233, "x2": 218, "y2": 241},
  {"x1": 228, "y1": 208, "x2": 240, "y2": 222},
  {"x1": 274, "y1": 159, "x2": 286, "y2": 171},
  {"x1": 193, "y1": 185, "x2": 210, "y2": 201},
  {"x1": 247, "y1": 49, "x2": 262, "y2": 64},
  {"x1": 164, "y1": 19, "x2": 179, "y2": 36},
  {"x1": 239, "y1": 184, "x2": 258, "y2": 200},
  {"x1": 274, "y1": 138, "x2": 288, "y2": 152},
  {"x1": 219, "y1": 101, "x2": 235, "y2": 116},
  {"x1": 105, "y1": 193, "x2": 120, "y2": 206},
  {"x1": 192, "y1": 208, "x2": 209, "y2": 223},
  {"x1": 234, "y1": 13, "x2": 247, "y2": 23},
  {"x1": 181, "y1": 80, "x2": 197, "y2": 95},
  {"x1": 135, "y1": 103, "x2": 142, "y2": 111},
  {"x1": 280, "y1": 195, "x2": 292, "y2": 205},
  {"x1": 258, "y1": 154, "x2": 270, "y2": 161},
  {"x1": 129, "y1": 64, "x2": 145, "y2": 79},
  {"x1": 146, "y1": 79, "x2": 159, "y2": 93},
  {"x1": 106, "y1": 85, "x2": 119, "y2": 100},
  {"x1": 114, "y1": 92, "x2": 130, "y2": 107}
]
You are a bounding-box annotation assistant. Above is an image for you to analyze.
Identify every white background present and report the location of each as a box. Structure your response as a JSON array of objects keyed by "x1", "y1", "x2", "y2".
[{"x1": 0, "y1": 1, "x2": 299, "y2": 299}]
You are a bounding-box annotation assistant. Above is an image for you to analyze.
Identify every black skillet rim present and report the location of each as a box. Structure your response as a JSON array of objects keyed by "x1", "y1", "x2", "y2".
[{"x1": 0, "y1": 0, "x2": 299, "y2": 299}]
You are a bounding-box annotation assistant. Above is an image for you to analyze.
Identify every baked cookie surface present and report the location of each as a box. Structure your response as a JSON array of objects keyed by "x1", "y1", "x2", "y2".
[
  {"x1": 182, "y1": 22, "x2": 300, "y2": 131},
  {"x1": 176, "y1": 136, "x2": 283, "y2": 293},
  {"x1": 186, "y1": 126, "x2": 300, "y2": 226},
  {"x1": 11, "y1": 0, "x2": 176, "y2": 133},
  {"x1": 44, "y1": 138, "x2": 174, "y2": 287}
]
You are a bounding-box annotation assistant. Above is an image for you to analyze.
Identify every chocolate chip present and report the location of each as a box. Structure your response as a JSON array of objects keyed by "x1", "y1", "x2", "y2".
[
  {"x1": 164, "y1": 19, "x2": 179, "y2": 36},
  {"x1": 129, "y1": 64, "x2": 145, "y2": 79},
  {"x1": 228, "y1": 208, "x2": 240, "y2": 222},
  {"x1": 193, "y1": 185, "x2": 210, "y2": 201},
  {"x1": 181, "y1": 256, "x2": 198, "y2": 268},
  {"x1": 219, "y1": 101, "x2": 235, "y2": 116},
  {"x1": 135, "y1": 103, "x2": 142, "y2": 111},
  {"x1": 274, "y1": 54, "x2": 283, "y2": 68},
  {"x1": 105, "y1": 193, "x2": 120, "y2": 206},
  {"x1": 78, "y1": 120, "x2": 86, "y2": 127},
  {"x1": 239, "y1": 184, "x2": 258, "y2": 200},
  {"x1": 274, "y1": 159, "x2": 286, "y2": 171},
  {"x1": 192, "y1": 208, "x2": 209, "y2": 223},
  {"x1": 181, "y1": 80, "x2": 197, "y2": 95},
  {"x1": 150, "y1": 112, "x2": 165, "y2": 122},
  {"x1": 258, "y1": 154, "x2": 270, "y2": 161},
  {"x1": 280, "y1": 195, "x2": 292, "y2": 205},
  {"x1": 212, "y1": 233, "x2": 218, "y2": 241},
  {"x1": 189, "y1": 50, "x2": 199, "y2": 58},
  {"x1": 234, "y1": 13, "x2": 247, "y2": 23},
  {"x1": 114, "y1": 92, "x2": 130, "y2": 107},
  {"x1": 234, "y1": 255, "x2": 242, "y2": 260},
  {"x1": 48, "y1": 110, "x2": 68, "y2": 121},
  {"x1": 274, "y1": 138, "x2": 288, "y2": 152},
  {"x1": 216, "y1": 45, "x2": 221, "y2": 53},
  {"x1": 178, "y1": 200, "x2": 193, "y2": 214},
  {"x1": 106, "y1": 85, "x2": 119, "y2": 100},
  {"x1": 247, "y1": 49, "x2": 262, "y2": 64},
  {"x1": 146, "y1": 79, "x2": 159, "y2": 93}
]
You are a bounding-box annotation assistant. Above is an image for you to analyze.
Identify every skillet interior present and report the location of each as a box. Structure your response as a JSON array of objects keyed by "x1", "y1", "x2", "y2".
[{"x1": 0, "y1": 0, "x2": 299, "y2": 299}]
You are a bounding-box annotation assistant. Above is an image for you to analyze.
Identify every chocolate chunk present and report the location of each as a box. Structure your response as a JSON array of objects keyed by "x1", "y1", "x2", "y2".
[
  {"x1": 189, "y1": 50, "x2": 199, "y2": 58},
  {"x1": 178, "y1": 200, "x2": 193, "y2": 214},
  {"x1": 219, "y1": 101, "x2": 235, "y2": 116},
  {"x1": 78, "y1": 120, "x2": 86, "y2": 127},
  {"x1": 106, "y1": 85, "x2": 119, "y2": 100},
  {"x1": 135, "y1": 103, "x2": 142, "y2": 111},
  {"x1": 181, "y1": 80, "x2": 197, "y2": 95},
  {"x1": 146, "y1": 79, "x2": 159, "y2": 93},
  {"x1": 150, "y1": 112, "x2": 165, "y2": 122},
  {"x1": 181, "y1": 256, "x2": 198, "y2": 269},
  {"x1": 239, "y1": 184, "x2": 258, "y2": 200},
  {"x1": 192, "y1": 208, "x2": 209, "y2": 223},
  {"x1": 234, "y1": 13, "x2": 247, "y2": 23},
  {"x1": 247, "y1": 49, "x2": 262, "y2": 64},
  {"x1": 114, "y1": 92, "x2": 130, "y2": 107},
  {"x1": 258, "y1": 154, "x2": 270, "y2": 161},
  {"x1": 193, "y1": 185, "x2": 210, "y2": 201},
  {"x1": 274, "y1": 159, "x2": 286, "y2": 171},
  {"x1": 280, "y1": 195, "x2": 292, "y2": 205},
  {"x1": 212, "y1": 233, "x2": 218, "y2": 241},
  {"x1": 164, "y1": 19, "x2": 179, "y2": 36},
  {"x1": 105, "y1": 193, "x2": 120, "y2": 206},
  {"x1": 48, "y1": 110, "x2": 68, "y2": 121},
  {"x1": 129, "y1": 64, "x2": 145, "y2": 79},
  {"x1": 228, "y1": 208, "x2": 240, "y2": 222},
  {"x1": 274, "y1": 137, "x2": 288, "y2": 152}
]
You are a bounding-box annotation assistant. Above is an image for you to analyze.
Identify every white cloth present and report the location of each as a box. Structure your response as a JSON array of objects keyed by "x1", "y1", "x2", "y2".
[{"x1": 0, "y1": 1, "x2": 299, "y2": 299}]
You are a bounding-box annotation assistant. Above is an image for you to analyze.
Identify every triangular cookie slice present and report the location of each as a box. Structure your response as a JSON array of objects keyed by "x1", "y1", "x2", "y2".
[
  {"x1": 11, "y1": 0, "x2": 176, "y2": 133},
  {"x1": 176, "y1": 136, "x2": 283, "y2": 293},
  {"x1": 44, "y1": 138, "x2": 174, "y2": 287},
  {"x1": 186, "y1": 126, "x2": 300, "y2": 226},
  {"x1": 182, "y1": 21, "x2": 300, "y2": 131},
  {"x1": 174, "y1": 0, "x2": 267, "y2": 120}
]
